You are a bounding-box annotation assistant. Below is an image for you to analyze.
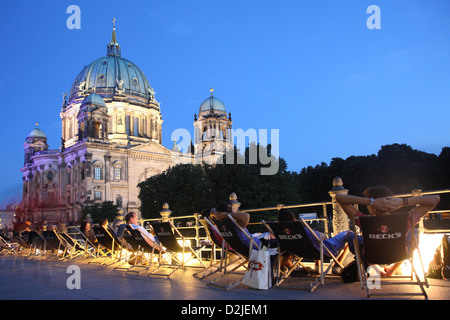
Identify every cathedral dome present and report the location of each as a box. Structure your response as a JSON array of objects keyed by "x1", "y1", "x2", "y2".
[
  {"x1": 68, "y1": 27, "x2": 154, "y2": 105},
  {"x1": 26, "y1": 125, "x2": 46, "y2": 139},
  {"x1": 199, "y1": 89, "x2": 226, "y2": 113}
]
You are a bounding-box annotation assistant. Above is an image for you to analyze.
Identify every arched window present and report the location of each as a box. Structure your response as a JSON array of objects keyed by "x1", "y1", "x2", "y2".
[
  {"x1": 94, "y1": 121, "x2": 102, "y2": 139},
  {"x1": 94, "y1": 167, "x2": 102, "y2": 180},
  {"x1": 92, "y1": 161, "x2": 103, "y2": 180},
  {"x1": 112, "y1": 160, "x2": 124, "y2": 181}
]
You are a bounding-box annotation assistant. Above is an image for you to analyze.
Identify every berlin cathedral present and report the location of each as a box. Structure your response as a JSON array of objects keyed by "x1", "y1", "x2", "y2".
[{"x1": 19, "y1": 25, "x2": 233, "y2": 224}]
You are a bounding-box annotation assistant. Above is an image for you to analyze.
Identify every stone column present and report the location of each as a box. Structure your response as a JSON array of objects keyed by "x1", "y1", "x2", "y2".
[
  {"x1": 412, "y1": 189, "x2": 424, "y2": 233},
  {"x1": 328, "y1": 177, "x2": 349, "y2": 236}
]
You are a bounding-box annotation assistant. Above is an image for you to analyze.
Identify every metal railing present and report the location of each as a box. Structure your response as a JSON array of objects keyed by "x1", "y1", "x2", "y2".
[
  {"x1": 138, "y1": 186, "x2": 450, "y2": 246},
  {"x1": 141, "y1": 214, "x2": 206, "y2": 248}
]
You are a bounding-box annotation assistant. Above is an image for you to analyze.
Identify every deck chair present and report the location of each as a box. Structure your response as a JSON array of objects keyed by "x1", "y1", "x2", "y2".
[
  {"x1": 207, "y1": 214, "x2": 261, "y2": 290},
  {"x1": 149, "y1": 221, "x2": 207, "y2": 277},
  {"x1": 12, "y1": 232, "x2": 31, "y2": 255},
  {"x1": 90, "y1": 226, "x2": 124, "y2": 266},
  {"x1": 71, "y1": 227, "x2": 100, "y2": 259},
  {"x1": 0, "y1": 234, "x2": 19, "y2": 255},
  {"x1": 116, "y1": 227, "x2": 160, "y2": 274},
  {"x1": 42, "y1": 230, "x2": 68, "y2": 260},
  {"x1": 264, "y1": 219, "x2": 345, "y2": 292},
  {"x1": 59, "y1": 232, "x2": 91, "y2": 261},
  {"x1": 194, "y1": 216, "x2": 241, "y2": 279},
  {"x1": 25, "y1": 231, "x2": 46, "y2": 259},
  {"x1": 352, "y1": 212, "x2": 428, "y2": 299}
]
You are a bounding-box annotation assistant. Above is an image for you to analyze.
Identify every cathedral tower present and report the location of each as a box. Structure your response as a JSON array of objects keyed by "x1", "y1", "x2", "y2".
[{"x1": 193, "y1": 89, "x2": 233, "y2": 160}]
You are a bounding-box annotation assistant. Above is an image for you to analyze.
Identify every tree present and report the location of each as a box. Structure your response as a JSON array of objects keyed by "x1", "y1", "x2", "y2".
[
  {"x1": 80, "y1": 201, "x2": 119, "y2": 224},
  {"x1": 138, "y1": 144, "x2": 301, "y2": 220}
]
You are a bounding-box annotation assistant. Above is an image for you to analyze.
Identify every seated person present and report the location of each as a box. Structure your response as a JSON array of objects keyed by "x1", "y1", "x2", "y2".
[
  {"x1": 120, "y1": 212, "x2": 162, "y2": 252},
  {"x1": 336, "y1": 185, "x2": 440, "y2": 276},
  {"x1": 80, "y1": 221, "x2": 98, "y2": 246},
  {"x1": 277, "y1": 208, "x2": 349, "y2": 271},
  {"x1": 99, "y1": 218, "x2": 116, "y2": 235},
  {"x1": 211, "y1": 202, "x2": 276, "y2": 250},
  {"x1": 201, "y1": 208, "x2": 226, "y2": 248}
]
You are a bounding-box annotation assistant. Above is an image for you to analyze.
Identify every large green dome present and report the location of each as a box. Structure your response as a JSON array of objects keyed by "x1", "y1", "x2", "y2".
[{"x1": 68, "y1": 28, "x2": 154, "y2": 105}]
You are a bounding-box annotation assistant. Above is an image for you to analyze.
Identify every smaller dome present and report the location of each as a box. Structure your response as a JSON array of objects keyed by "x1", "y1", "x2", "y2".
[
  {"x1": 81, "y1": 93, "x2": 106, "y2": 107},
  {"x1": 27, "y1": 125, "x2": 46, "y2": 139},
  {"x1": 199, "y1": 91, "x2": 226, "y2": 113}
]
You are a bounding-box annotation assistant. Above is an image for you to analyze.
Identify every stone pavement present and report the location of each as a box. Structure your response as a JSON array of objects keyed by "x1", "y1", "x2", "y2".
[{"x1": 0, "y1": 255, "x2": 449, "y2": 306}]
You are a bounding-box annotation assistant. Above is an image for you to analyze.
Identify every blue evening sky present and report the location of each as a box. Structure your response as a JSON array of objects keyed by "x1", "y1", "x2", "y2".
[{"x1": 0, "y1": 1, "x2": 449, "y2": 208}]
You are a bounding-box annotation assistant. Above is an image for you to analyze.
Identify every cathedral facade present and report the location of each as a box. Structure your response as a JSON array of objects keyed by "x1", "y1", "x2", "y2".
[{"x1": 19, "y1": 26, "x2": 232, "y2": 224}]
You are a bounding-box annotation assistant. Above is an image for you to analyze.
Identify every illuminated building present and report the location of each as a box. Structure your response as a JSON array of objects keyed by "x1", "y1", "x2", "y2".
[{"x1": 19, "y1": 24, "x2": 232, "y2": 224}]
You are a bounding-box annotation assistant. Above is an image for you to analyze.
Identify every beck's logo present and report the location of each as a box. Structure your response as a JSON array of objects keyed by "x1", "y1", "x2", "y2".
[
  {"x1": 279, "y1": 228, "x2": 302, "y2": 240},
  {"x1": 248, "y1": 260, "x2": 264, "y2": 271},
  {"x1": 220, "y1": 225, "x2": 233, "y2": 237},
  {"x1": 368, "y1": 225, "x2": 401, "y2": 240},
  {"x1": 157, "y1": 227, "x2": 171, "y2": 237}
]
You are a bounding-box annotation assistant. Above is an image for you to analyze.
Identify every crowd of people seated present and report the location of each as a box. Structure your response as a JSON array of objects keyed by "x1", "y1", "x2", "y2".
[
  {"x1": 203, "y1": 185, "x2": 440, "y2": 278},
  {"x1": 1, "y1": 184, "x2": 441, "y2": 280},
  {"x1": 0, "y1": 211, "x2": 162, "y2": 257}
]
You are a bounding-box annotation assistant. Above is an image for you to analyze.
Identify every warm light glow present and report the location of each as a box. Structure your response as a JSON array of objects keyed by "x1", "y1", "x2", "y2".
[
  {"x1": 398, "y1": 233, "x2": 447, "y2": 280},
  {"x1": 177, "y1": 239, "x2": 192, "y2": 263}
]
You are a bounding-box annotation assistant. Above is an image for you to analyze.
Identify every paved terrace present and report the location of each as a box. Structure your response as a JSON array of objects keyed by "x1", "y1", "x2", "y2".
[{"x1": 0, "y1": 255, "x2": 448, "y2": 304}]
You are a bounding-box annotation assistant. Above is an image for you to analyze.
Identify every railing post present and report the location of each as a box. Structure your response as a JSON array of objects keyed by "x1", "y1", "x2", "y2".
[
  {"x1": 322, "y1": 203, "x2": 329, "y2": 235},
  {"x1": 229, "y1": 192, "x2": 241, "y2": 213},
  {"x1": 412, "y1": 189, "x2": 424, "y2": 233},
  {"x1": 328, "y1": 177, "x2": 349, "y2": 236},
  {"x1": 160, "y1": 203, "x2": 172, "y2": 222}
]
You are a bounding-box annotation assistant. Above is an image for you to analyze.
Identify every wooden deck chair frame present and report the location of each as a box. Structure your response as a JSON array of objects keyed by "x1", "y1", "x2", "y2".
[
  {"x1": 264, "y1": 219, "x2": 345, "y2": 292},
  {"x1": 352, "y1": 212, "x2": 428, "y2": 299},
  {"x1": 207, "y1": 214, "x2": 260, "y2": 291},
  {"x1": 12, "y1": 232, "x2": 31, "y2": 256},
  {"x1": 194, "y1": 216, "x2": 241, "y2": 280},
  {"x1": 59, "y1": 232, "x2": 90, "y2": 261},
  {"x1": 0, "y1": 234, "x2": 19, "y2": 255},
  {"x1": 71, "y1": 227, "x2": 101, "y2": 259},
  {"x1": 149, "y1": 221, "x2": 207, "y2": 278},
  {"x1": 90, "y1": 226, "x2": 124, "y2": 266},
  {"x1": 115, "y1": 227, "x2": 159, "y2": 274}
]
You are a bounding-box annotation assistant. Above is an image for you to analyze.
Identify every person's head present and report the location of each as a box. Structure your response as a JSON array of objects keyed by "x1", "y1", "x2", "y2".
[
  {"x1": 100, "y1": 218, "x2": 108, "y2": 227},
  {"x1": 363, "y1": 185, "x2": 394, "y2": 199},
  {"x1": 277, "y1": 208, "x2": 296, "y2": 222},
  {"x1": 216, "y1": 202, "x2": 231, "y2": 214},
  {"x1": 200, "y1": 208, "x2": 211, "y2": 219},
  {"x1": 80, "y1": 221, "x2": 91, "y2": 231},
  {"x1": 125, "y1": 212, "x2": 138, "y2": 224},
  {"x1": 363, "y1": 185, "x2": 394, "y2": 215}
]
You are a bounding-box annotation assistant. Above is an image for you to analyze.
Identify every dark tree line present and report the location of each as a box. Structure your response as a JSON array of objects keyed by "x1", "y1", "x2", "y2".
[
  {"x1": 138, "y1": 144, "x2": 301, "y2": 221},
  {"x1": 138, "y1": 143, "x2": 450, "y2": 220}
]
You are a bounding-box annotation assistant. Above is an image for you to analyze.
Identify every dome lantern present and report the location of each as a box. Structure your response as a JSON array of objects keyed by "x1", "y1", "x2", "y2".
[{"x1": 107, "y1": 18, "x2": 121, "y2": 57}]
